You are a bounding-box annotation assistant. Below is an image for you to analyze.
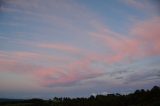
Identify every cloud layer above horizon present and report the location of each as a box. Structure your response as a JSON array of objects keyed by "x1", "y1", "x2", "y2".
[{"x1": 0, "y1": 0, "x2": 160, "y2": 98}]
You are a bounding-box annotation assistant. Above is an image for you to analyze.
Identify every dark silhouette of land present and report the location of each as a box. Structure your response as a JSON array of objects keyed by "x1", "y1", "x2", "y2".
[{"x1": 0, "y1": 86, "x2": 160, "y2": 106}]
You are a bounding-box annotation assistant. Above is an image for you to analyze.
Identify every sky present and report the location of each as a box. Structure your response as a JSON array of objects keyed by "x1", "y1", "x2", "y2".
[{"x1": 0, "y1": 0, "x2": 160, "y2": 99}]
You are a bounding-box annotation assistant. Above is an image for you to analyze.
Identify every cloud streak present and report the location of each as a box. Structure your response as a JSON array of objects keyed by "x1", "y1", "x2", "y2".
[{"x1": 36, "y1": 43, "x2": 82, "y2": 55}]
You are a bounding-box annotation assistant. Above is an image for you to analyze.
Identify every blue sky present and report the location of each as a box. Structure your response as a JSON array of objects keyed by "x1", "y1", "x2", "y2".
[{"x1": 0, "y1": 0, "x2": 160, "y2": 99}]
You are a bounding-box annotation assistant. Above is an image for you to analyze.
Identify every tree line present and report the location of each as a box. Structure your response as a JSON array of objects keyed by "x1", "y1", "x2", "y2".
[{"x1": 1, "y1": 86, "x2": 160, "y2": 106}]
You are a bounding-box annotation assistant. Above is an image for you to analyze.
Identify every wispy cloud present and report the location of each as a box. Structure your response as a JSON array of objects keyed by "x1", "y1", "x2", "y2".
[
  {"x1": 89, "y1": 16, "x2": 160, "y2": 62},
  {"x1": 0, "y1": 50, "x2": 104, "y2": 87},
  {"x1": 36, "y1": 43, "x2": 82, "y2": 55},
  {"x1": 131, "y1": 16, "x2": 160, "y2": 56},
  {"x1": 123, "y1": 0, "x2": 148, "y2": 9}
]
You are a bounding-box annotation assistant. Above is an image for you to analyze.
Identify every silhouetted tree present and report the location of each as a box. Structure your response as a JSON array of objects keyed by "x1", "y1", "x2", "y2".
[{"x1": 1, "y1": 86, "x2": 160, "y2": 106}]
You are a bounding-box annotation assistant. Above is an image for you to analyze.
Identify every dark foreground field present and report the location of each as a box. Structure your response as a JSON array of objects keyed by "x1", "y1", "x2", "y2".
[{"x1": 1, "y1": 86, "x2": 160, "y2": 106}]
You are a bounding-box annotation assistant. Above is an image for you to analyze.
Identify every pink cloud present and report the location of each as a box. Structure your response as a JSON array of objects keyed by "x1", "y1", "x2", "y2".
[
  {"x1": 36, "y1": 43, "x2": 82, "y2": 55},
  {"x1": 90, "y1": 32, "x2": 141, "y2": 63},
  {"x1": 0, "y1": 51, "x2": 70, "y2": 64},
  {"x1": 0, "y1": 59, "x2": 39, "y2": 74},
  {"x1": 0, "y1": 50, "x2": 104, "y2": 87},
  {"x1": 0, "y1": 51, "x2": 42, "y2": 60},
  {"x1": 89, "y1": 16, "x2": 160, "y2": 63},
  {"x1": 1, "y1": 17, "x2": 159, "y2": 88},
  {"x1": 16, "y1": 16, "x2": 159, "y2": 87},
  {"x1": 13, "y1": 51, "x2": 42, "y2": 59},
  {"x1": 131, "y1": 16, "x2": 160, "y2": 56},
  {"x1": 35, "y1": 58, "x2": 104, "y2": 87},
  {"x1": 1, "y1": 0, "x2": 159, "y2": 89}
]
